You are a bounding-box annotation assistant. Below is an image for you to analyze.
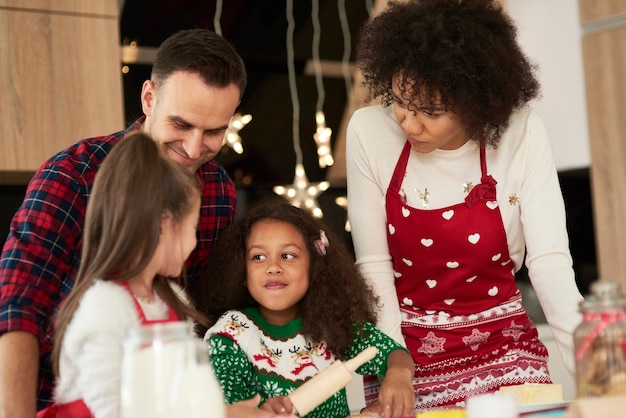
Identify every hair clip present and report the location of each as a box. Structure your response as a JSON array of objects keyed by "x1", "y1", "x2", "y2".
[{"x1": 314, "y1": 229, "x2": 330, "y2": 256}]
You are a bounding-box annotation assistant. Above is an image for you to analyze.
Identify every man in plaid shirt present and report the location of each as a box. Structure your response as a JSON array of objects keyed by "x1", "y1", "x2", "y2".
[{"x1": 0, "y1": 29, "x2": 246, "y2": 417}]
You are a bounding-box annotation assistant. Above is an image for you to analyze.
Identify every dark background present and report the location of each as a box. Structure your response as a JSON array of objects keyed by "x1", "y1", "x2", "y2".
[{"x1": 120, "y1": 0, "x2": 370, "y2": 188}]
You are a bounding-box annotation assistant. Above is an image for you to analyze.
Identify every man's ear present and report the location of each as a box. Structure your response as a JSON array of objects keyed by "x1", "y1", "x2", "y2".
[{"x1": 140, "y1": 80, "x2": 156, "y2": 116}]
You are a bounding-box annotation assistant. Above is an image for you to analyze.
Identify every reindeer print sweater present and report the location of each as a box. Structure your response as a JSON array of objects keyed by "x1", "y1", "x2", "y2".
[{"x1": 204, "y1": 307, "x2": 406, "y2": 417}]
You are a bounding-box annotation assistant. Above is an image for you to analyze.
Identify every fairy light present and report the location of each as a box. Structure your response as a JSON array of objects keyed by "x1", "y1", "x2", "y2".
[
  {"x1": 311, "y1": 0, "x2": 334, "y2": 168},
  {"x1": 273, "y1": 0, "x2": 329, "y2": 218},
  {"x1": 274, "y1": 163, "x2": 330, "y2": 218},
  {"x1": 314, "y1": 111, "x2": 334, "y2": 167},
  {"x1": 214, "y1": 0, "x2": 223, "y2": 36},
  {"x1": 223, "y1": 113, "x2": 252, "y2": 154},
  {"x1": 332, "y1": 0, "x2": 356, "y2": 227},
  {"x1": 214, "y1": 0, "x2": 252, "y2": 156},
  {"x1": 338, "y1": 0, "x2": 354, "y2": 109}
]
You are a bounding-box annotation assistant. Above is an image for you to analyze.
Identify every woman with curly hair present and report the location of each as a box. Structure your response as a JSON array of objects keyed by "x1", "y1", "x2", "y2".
[
  {"x1": 197, "y1": 197, "x2": 415, "y2": 417},
  {"x1": 346, "y1": 0, "x2": 583, "y2": 411}
]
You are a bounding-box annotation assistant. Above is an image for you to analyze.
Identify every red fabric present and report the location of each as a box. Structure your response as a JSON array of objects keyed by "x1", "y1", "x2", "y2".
[
  {"x1": 117, "y1": 280, "x2": 179, "y2": 324},
  {"x1": 36, "y1": 399, "x2": 93, "y2": 418},
  {"x1": 387, "y1": 142, "x2": 520, "y2": 330},
  {"x1": 367, "y1": 140, "x2": 550, "y2": 409},
  {"x1": 39, "y1": 283, "x2": 182, "y2": 416}
]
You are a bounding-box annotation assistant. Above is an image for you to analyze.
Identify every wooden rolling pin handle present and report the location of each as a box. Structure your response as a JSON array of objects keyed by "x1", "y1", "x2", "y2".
[{"x1": 344, "y1": 346, "x2": 378, "y2": 373}]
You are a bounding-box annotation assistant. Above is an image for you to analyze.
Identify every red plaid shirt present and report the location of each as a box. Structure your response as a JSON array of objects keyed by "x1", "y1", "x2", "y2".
[{"x1": 0, "y1": 118, "x2": 237, "y2": 409}]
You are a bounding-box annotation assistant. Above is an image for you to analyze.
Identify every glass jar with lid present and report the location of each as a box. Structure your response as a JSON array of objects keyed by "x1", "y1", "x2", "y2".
[{"x1": 574, "y1": 280, "x2": 626, "y2": 397}]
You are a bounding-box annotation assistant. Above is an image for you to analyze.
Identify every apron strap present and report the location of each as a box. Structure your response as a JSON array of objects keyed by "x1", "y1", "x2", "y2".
[
  {"x1": 465, "y1": 135, "x2": 497, "y2": 207},
  {"x1": 388, "y1": 141, "x2": 412, "y2": 194},
  {"x1": 117, "y1": 281, "x2": 179, "y2": 323}
]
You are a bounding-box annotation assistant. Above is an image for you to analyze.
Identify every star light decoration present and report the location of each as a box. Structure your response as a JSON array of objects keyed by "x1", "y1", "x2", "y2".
[
  {"x1": 213, "y1": 3, "x2": 252, "y2": 156},
  {"x1": 310, "y1": 0, "x2": 334, "y2": 169},
  {"x1": 274, "y1": 163, "x2": 329, "y2": 218},
  {"x1": 222, "y1": 113, "x2": 252, "y2": 154},
  {"x1": 313, "y1": 111, "x2": 334, "y2": 168},
  {"x1": 274, "y1": 0, "x2": 329, "y2": 218}
]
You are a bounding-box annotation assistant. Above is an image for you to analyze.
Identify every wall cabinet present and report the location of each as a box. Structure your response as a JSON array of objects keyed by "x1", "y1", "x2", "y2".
[
  {"x1": 579, "y1": 0, "x2": 626, "y2": 287},
  {"x1": 0, "y1": 0, "x2": 124, "y2": 183}
]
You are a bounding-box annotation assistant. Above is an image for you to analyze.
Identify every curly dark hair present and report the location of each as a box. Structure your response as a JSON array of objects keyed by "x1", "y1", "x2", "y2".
[
  {"x1": 193, "y1": 196, "x2": 379, "y2": 359},
  {"x1": 356, "y1": 0, "x2": 540, "y2": 146}
]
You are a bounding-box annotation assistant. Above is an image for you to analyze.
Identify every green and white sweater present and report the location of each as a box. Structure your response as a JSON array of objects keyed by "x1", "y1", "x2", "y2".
[{"x1": 204, "y1": 307, "x2": 406, "y2": 418}]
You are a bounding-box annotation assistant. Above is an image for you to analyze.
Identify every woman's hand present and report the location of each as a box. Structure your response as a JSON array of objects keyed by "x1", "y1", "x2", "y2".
[
  {"x1": 367, "y1": 350, "x2": 416, "y2": 417},
  {"x1": 360, "y1": 399, "x2": 382, "y2": 415},
  {"x1": 227, "y1": 395, "x2": 296, "y2": 418}
]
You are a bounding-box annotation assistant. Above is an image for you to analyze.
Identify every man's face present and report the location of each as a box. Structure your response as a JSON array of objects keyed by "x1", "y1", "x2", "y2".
[{"x1": 141, "y1": 71, "x2": 241, "y2": 172}]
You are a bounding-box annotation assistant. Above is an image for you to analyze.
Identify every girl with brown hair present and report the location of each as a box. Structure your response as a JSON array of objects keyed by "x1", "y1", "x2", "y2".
[{"x1": 42, "y1": 131, "x2": 206, "y2": 417}]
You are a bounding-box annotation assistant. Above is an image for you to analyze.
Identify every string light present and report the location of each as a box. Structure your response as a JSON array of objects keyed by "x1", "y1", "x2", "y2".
[
  {"x1": 338, "y1": 0, "x2": 354, "y2": 109},
  {"x1": 214, "y1": 0, "x2": 223, "y2": 36},
  {"x1": 273, "y1": 0, "x2": 329, "y2": 218},
  {"x1": 334, "y1": 0, "x2": 357, "y2": 230},
  {"x1": 213, "y1": 0, "x2": 252, "y2": 156},
  {"x1": 311, "y1": 0, "x2": 334, "y2": 168},
  {"x1": 223, "y1": 113, "x2": 252, "y2": 154},
  {"x1": 314, "y1": 111, "x2": 334, "y2": 167}
]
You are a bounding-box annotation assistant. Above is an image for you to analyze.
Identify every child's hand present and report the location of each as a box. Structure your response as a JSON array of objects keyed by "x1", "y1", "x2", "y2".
[
  {"x1": 258, "y1": 395, "x2": 295, "y2": 415},
  {"x1": 227, "y1": 395, "x2": 296, "y2": 418},
  {"x1": 377, "y1": 350, "x2": 416, "y2": 417}
]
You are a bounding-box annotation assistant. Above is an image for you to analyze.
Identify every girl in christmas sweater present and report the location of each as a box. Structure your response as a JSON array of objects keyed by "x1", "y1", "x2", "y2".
[{"x1": 197, "y1": 197, "x2": 415, "y2": 417}]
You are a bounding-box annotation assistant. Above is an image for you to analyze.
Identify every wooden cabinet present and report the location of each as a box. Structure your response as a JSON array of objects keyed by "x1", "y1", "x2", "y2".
[
  {"x1": 578, "y1": 1, "x2": 626, "y2": 286},
  {"x1": 580, "y1": 0, "x2": 626, "y2": 21},
  {"x1": 0, "y1": 0, "x2": 124, "y2": 182}
]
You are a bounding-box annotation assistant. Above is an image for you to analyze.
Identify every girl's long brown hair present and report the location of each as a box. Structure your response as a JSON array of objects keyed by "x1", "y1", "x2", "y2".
[{"x1": 52, "y1": 132, "x2": 208, "y2": 375}]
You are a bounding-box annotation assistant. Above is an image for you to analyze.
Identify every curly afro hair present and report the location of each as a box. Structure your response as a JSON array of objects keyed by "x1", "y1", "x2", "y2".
[
  {"x1": 192, "y1": 196, "x2": 380, "y2": 360},
  {"x1": 356, "y1": 0, "x2": 540, "y2": 146}
]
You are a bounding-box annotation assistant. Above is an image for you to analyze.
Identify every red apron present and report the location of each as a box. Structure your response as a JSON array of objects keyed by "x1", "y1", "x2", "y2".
[
  {"x1": 364, "y1": 141, "x2": 550, "y2": 411},
  {"x1": 37, "y1": 281, "x2": 179, "y2": 418},
  {"x1": 119, "y1": 281, "x2": 180, "y2": 326}
]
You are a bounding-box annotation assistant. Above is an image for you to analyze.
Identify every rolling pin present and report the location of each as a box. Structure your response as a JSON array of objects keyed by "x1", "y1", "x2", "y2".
[{"x1": 288, "y1": 346, "x2": 379, "y2": 416}]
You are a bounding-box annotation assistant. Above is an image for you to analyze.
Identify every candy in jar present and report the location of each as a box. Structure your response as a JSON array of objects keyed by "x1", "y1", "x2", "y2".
[{"x1": 574, "y1": 280, "x2": 626, "y2": 397}]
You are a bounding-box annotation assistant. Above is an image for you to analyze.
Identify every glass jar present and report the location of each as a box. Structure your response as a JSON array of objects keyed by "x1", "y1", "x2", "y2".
[
  {"x1": 120, "y1": 321, "x2": 225, "y2": 418},
  {"x1": 574, "y1": 280, "x2": 626, "y2": 398}
]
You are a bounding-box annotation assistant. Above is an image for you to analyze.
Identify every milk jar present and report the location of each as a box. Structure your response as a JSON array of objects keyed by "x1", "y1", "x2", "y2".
[
  {"x1": 120, "y1": 321, "x2": 225, "y2": 418},
  {"x1": 167, "y1": 335, "x2": 225, "y2": 417},
  {"x1": 574, "y1": 280, "x2": 626, "y2": 397}
]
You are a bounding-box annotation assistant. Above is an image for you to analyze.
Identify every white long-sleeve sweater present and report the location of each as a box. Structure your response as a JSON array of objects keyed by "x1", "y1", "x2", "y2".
[
  {"x1": 346, "y1": 104, "x2": 583, "y2": 375},
  {"x1": 53, "y1": 280, "x2": 190, "y2": 417}
]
